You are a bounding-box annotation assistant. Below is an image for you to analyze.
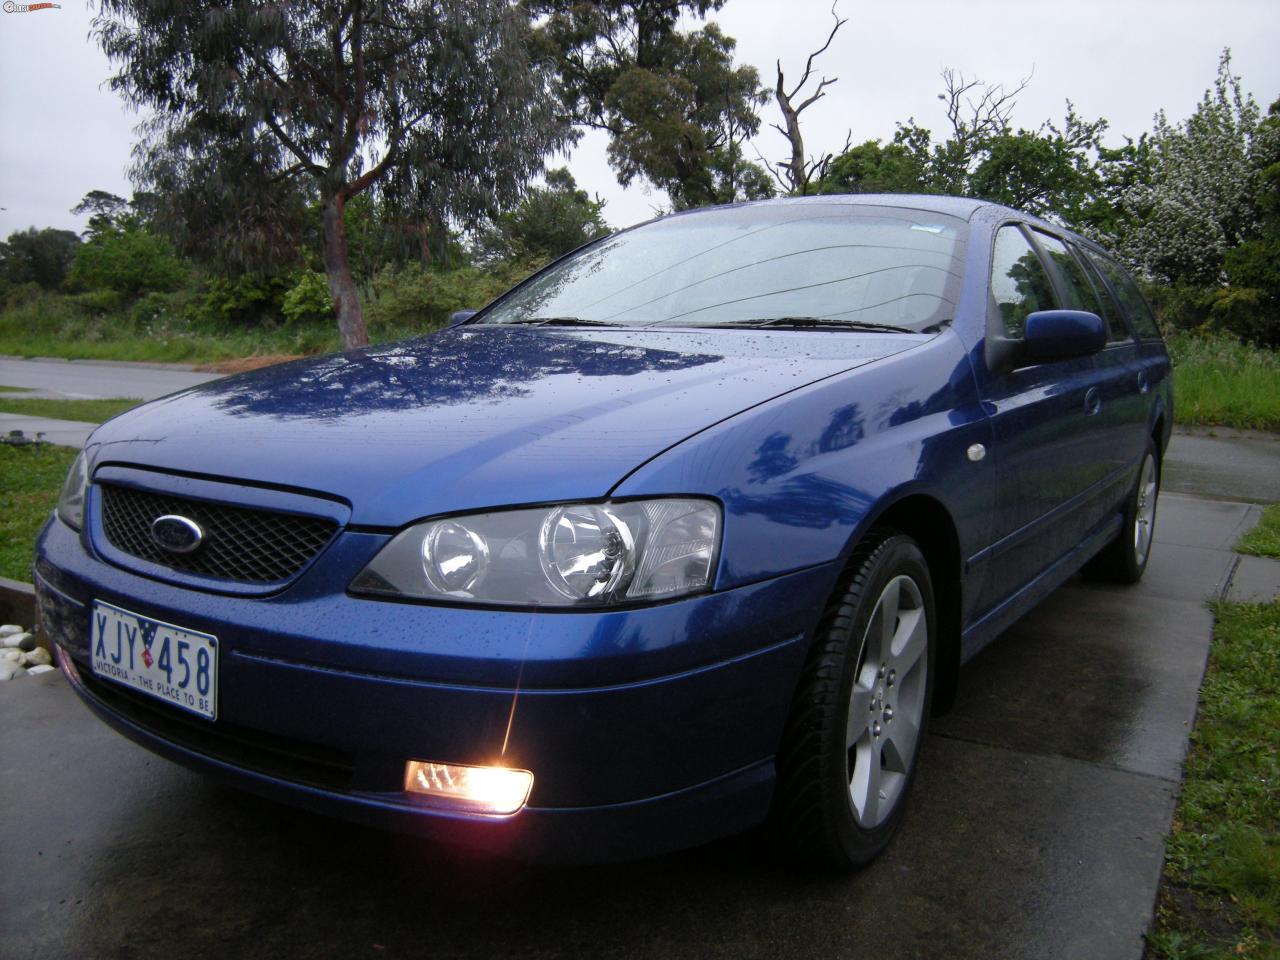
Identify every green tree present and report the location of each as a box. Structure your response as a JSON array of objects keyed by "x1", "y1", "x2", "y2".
[
  {"x1": 814, "y1": 139, "x2": 929, "y2": 194},
  {"x1": 0, "y1": 227, "x2": 81, "y2": 289},
  {"x1": 95, "y1": 0, "x2": 571, "y2": 349},
  {"x1": 968, "y1": 106, "x2": 1109, "y2": 224},
  {"x1": 534, "y1": 2, "x2": 768, "y2": 208},
  {"x1": 477, "y1": 168, "x2": 610, "y2": 263},
  {"x1": 70, "y1": 190, "x2": 131, "y2": 239}
]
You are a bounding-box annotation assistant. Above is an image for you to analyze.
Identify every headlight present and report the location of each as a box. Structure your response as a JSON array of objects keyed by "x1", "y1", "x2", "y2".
[
  {"x1": 56, "y1": 450, "x2": 88, "y2": 530},
  {"x1": 351, "y1": 498, "x2": 721, "y2": 607}
]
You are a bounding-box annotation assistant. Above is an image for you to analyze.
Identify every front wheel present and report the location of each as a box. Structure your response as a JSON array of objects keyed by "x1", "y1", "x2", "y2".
[
  {"x1": 1086, "y1": 441, "x2": 1160, "y2": 584},
  {"x1": 774, "y1": 531, "x2": 935, "y2": 869}
]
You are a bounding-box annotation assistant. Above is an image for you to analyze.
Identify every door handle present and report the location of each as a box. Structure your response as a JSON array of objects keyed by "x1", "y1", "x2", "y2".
[
  {"x1": 1084, "y1": 387, "x2": 1101, "y2": 416},
  {"x1": 1137, "y1": 370, "x2": 1150, "y2": 394}
]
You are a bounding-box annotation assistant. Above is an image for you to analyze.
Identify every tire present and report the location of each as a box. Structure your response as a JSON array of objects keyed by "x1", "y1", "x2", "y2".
[
  {"x1": 774, "y1": 530, "x2": 936, "y2": 870},
  {"x1": 1085, "y1": 440, "x2": 1160, "y2": 584}
]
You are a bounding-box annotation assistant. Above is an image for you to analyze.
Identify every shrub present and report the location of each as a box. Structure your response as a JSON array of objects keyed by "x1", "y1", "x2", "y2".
[
  {"x1": 194, "y1": 273, "x2": 292, "y2": 326},
  {"x1": 281, "y1": 271, "x2": 334, "y2": 325},
  {"x1": 365, "y1": 260, "x2": 538, "y2": 335},
  {"x1": 68, "y1": 225, "x2": 187, "y2": 296},
  {"x1": 1143, "y1": 281, "x2": 1280, "y2": 349},
  {"x1": 67, "y1": 289, "x2": 124, "y2": 316}
]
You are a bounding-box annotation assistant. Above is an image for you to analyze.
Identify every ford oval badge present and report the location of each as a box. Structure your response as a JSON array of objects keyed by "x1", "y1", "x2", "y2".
[{"x1": 150, "y1": 515, "x2": 204, "y2": 555}]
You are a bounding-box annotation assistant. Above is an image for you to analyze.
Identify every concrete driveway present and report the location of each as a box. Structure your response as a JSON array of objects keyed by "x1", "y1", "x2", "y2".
[{"x1": 0, "y1": 487, "x2": 1267, "y2": 960}]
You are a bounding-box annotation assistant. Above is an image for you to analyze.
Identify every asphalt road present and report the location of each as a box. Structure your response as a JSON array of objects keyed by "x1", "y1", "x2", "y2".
[
  {"x1": 0, "y1": 356, "x2": 220, "y2": 401},
  {"x1": 1, "y1": 490, "x2": 1267, "y2": 960},
  {"x1": 0, "y1": 356, "x2": 221, "y2": 446}
]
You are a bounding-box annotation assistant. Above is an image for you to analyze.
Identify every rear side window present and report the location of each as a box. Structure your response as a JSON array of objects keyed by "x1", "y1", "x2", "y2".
[
  {"x1": 990, "y1": 226, "x2": 1057, "y2": 338},
  {"x1": 1072, "y1": 243, "x2": 1134, "y2": 344},
  {"x1": 1082, "y1": 249, "x2": 1162, "y2": 340}
]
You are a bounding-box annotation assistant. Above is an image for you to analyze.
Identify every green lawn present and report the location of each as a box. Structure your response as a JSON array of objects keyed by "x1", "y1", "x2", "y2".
[
  {"x1": 0, "y1": 444, "x2": 78, "y2": 582},
  {"x1": 0, "y1": 385, "x2": 31, "y2": 393},
  {"x1": 1148, "y1": 508, "x2": 1280, "y2": 959},
  {"x1": 1168, "y1": 333, "x2": 1280, "y2": 432},
  {"x1": 0, "y1": 396, "x2": 141, "y2": 423},
  {"x1": 1238, "y1": 505, "x2": 1280, "y2": 561},
  {"x1": 1149, "y1": 601, "x2": 1280, "y2": 959}
]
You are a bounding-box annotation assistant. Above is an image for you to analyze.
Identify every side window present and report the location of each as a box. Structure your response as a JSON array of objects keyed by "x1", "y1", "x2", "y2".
[
  {"x1": 1083, "y1": 249, "x2": 1162, "y2": 340},
  {"x1": 1072, "y1": 243, "x2": 1134, "y2": 344},
  {"x1": 990, "y1": 226, "x2": 1057, "y2": 338}
]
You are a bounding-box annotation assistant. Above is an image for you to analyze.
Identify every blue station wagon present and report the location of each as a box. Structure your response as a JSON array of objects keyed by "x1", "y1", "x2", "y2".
[{"x1": 35, "y1": 195, "x2": 1171, "y2": 868}]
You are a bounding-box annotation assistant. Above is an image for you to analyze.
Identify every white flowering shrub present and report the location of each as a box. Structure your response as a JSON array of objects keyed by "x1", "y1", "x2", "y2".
[{"x1": 1117, "y1": 51, "x2": 1261, "y2": 285}]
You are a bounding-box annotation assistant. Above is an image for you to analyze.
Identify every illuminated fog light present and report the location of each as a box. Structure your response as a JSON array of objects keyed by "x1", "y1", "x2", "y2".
[{"x1": 403, "y1": 760, "x2": 533, "y2": 815}]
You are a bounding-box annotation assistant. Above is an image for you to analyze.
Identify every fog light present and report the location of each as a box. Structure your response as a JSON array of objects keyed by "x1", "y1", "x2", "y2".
[{"x1": 403, "y1": 760, "x2": 533, "y2": 815}]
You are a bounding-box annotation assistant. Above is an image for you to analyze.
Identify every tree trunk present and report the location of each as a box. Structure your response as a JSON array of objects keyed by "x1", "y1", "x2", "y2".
[
  {"x1": 321, "y1": 195, "x2": 368, "y2": 350},
  {"x1": 776, "y1": 75, "x2": 807, "y2": 194}
]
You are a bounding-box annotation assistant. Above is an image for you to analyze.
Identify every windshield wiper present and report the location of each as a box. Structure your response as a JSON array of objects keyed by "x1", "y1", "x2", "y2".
[
  {"x1": 656, "y1": 316, "x2": 919, "y2": 333},
  {"x1": 502, "y1": 316, "x2": 621, "y2": 327}
]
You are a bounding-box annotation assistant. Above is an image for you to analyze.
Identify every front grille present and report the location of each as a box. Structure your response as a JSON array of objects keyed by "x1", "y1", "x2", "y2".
[
  {"x1": 99, "y1": 483, "x2": 338, "y2": 584},
  {"x1": 75, "y1": 661, "x2": 356, "y2": 791}
]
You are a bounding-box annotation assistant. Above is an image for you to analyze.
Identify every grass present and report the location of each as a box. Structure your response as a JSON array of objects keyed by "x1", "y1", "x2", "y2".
[
  {"x1": 0, "y1": 444, "x2": 78, "y2": 582},
  {"x1": 0, "y1": 294, "x2": 339, "y2": 363},
  {"x1": 1237, "y1": 505, "x2": 1280, "y2": 561},
  {"x1": 0, "y1": 396, "x2": 141, "y2": 423},
  {"x1": 1149, "y1": 600, "x2": 1280, "y2": 959},
  {"x1": 0, "y1": 290, "x2": 431, "y2": 364},
  {"x1": 1167, "y1": 333, "x2": 1280, "y2": 432},
  {"x1": 1147, "y1": 503, "x2": 1280, "y2": 958},
  {"x1": 0, "y1": 384, "x2": 31, "y2": 393}
]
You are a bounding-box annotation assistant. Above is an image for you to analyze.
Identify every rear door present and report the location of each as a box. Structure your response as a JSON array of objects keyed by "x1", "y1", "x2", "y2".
[{"x1": 1080, "y1": 247, "x2": 1173, "y2": 456}]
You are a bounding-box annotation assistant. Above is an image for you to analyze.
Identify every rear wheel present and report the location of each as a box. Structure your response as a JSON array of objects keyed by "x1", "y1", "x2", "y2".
[
  {"x1": 775, "y1": 531, "x2": 935, "y2": 869},
  {"x1": 1086, "y1": 440, "x2": 1160, "y2": 584}
]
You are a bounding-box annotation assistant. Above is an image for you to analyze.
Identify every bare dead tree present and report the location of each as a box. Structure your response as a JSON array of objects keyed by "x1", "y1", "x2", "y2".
[
  {"x1": 937, "y1": 66, "x2": 1033, "y2": 153},
  {"x1": 762, "y1": 2, "x2": 850, "y2": 194}
]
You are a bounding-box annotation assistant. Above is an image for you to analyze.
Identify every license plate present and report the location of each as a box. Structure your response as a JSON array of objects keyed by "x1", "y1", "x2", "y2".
[{"x1": 91, "y1": 600, "x2": 219, "y2": 720}]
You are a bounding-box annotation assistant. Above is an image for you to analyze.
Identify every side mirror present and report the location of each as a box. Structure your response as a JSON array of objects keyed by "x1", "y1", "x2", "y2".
[
  {"x1": 449, "y1": 309, "x2": 478, "y2": 328},
  {"x1": 1023, "y1": 310, "x2": 1106, "y2": 363}
]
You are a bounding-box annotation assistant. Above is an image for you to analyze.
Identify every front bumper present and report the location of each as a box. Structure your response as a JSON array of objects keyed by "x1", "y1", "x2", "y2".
[{"x1": 36, "y1": 513, "x2": 836, "y2": 862}]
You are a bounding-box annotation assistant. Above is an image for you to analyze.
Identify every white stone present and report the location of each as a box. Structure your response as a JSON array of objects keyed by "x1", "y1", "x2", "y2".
[
  {"x1": 0, "y1": 624, "x2": 22, "y2": 637},
  {"x1": 1, "y1": 649, "x2": 21, "y2": 662},
  {"x1": 0, "y1": 660, "x2": 24, "y2": 681},
  {"x1": 22, "y1": 647, "x2": 52, "y2": 668},
  {"x1": 26, "y1": 664, "x2": 55, "y2": 676},
  {"x1": 2, "y1": 632, "x2": 34, "y2": 650}
]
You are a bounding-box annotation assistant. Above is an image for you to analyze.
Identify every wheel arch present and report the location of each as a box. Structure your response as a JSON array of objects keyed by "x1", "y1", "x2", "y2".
[{"x1": 846, "y1": 492, "x2": 963, "y2": 716}]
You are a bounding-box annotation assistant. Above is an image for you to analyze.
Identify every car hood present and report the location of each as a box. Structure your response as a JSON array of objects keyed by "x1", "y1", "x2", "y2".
[{"x1": 88, "y1": 326, "x2": 924, "y2": 526}]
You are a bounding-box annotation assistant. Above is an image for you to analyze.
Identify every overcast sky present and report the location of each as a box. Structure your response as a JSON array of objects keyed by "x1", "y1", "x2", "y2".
[{"x1": 1, "y1": 0, "x2": 1278, "y2": 239}]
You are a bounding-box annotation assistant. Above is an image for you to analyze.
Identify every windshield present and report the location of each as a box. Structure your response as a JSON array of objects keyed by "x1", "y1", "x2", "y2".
[{"x1": 478, "y1": 202, "x2": 967, "y2": 332}]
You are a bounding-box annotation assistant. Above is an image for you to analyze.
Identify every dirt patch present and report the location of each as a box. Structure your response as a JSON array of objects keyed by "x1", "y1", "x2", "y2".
[{"x1": 195, "y1": 354, "x2": 305, "y2": 375}]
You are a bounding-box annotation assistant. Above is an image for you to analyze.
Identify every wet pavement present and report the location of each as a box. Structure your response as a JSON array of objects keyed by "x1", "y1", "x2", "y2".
[
  {"x1": 1163, "y1": 426, "x2": 1280, "y2": 504},
  {"x1": 1, "y1": 492, "x2": 1264, "y2": 960}
]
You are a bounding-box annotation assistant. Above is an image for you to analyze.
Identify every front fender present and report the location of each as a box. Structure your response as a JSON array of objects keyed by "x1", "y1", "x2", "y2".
[{"x1": 611, "y1": 330, "x2": 994, "y2": 592}]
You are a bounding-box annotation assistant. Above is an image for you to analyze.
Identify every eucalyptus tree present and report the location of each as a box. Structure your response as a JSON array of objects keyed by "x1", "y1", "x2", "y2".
[
  {"x1": 94, "y1": 1, "x2": 571, "y2": 348},
  {"x1": 532, "y1": 1, "x2": 770, "y2": 208}
]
